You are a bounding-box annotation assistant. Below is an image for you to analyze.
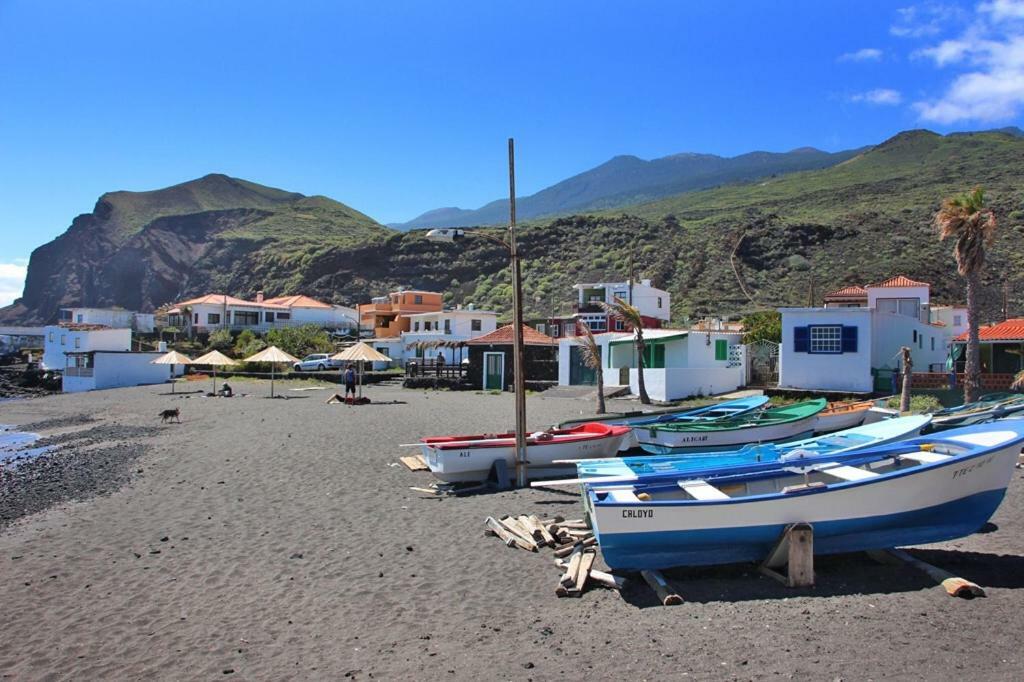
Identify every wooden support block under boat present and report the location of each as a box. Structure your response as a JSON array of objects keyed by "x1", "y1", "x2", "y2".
[
  {"x1": 570, "y1": 551, "x2": 596, "y2": 596},
  {"x1": 867, "y1": 548, "x2": 986, "y2": 599},
  {"x1": 528, "y1": 515, "x2": 557, "y2": 546},
  {"x1": 554, "y1": 558, "x2": 626, "y2": 590},
  {"x1": 497, "y1": 516, "x2": 539, "y2": 551},
  {"x1": 399, "y1": 455, "x2": 429, "y2": 471},
  {"x1": 483, "y1": 516, "x2": 519, "y2": 548},
  {"x1": 759, "y1": 523, "x2": 815, "y2": 588},
  {"x1": 553, "y1": 536, "x2": 596, "y2": 558},
  {"x1": 641, "y1": 570, "x2": 683, "y2": 606}
]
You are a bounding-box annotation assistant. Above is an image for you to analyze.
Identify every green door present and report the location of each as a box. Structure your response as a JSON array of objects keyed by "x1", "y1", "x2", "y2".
[
  {"x1": 569, "y1": 345, "x2": 597, "y2": 385},
  {"x1": 483, "y1": 352, "x2": 504, "y2": 390}
]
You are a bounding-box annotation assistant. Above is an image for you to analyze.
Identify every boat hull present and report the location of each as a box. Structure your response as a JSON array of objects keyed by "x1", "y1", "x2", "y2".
[
  {"x1": 814, "y1": 408, "x2": 870, "y2": 434},
  {"x1": 637, "y1": 419, "x2": 816, "y2": 454},
  {"x1": 590, "y1": 435, "x2": 1019, "y2": 570}
]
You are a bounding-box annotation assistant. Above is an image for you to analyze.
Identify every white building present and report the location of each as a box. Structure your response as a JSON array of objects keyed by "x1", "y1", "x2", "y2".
[
  {"x1": 558, "y1": 327, "x2": 745, "y2": 401},
  {"x1": 42, "y1": 325, "x2": 132, "y2": 371},
  {"x1": 573, "y1": 279, "x2": 671, "y2": 331},
  {"x1": 399, "y1": 307, "x2": 499, "y2": 366},
  {"x1": 62, "y1": 350, "x2": 182, "y2": 393},
  {"x1": 166, "y1": 292, "x2": 356, "y2": 334},
  {"x1": 779, "y1": 276, "x2": 961, "y2": 393},
  {"x1": 59, "y1": 307, "x2": 155, "y2": 333}
]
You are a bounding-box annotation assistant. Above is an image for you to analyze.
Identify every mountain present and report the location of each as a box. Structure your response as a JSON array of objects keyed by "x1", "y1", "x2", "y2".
[
  {"x1": 0, "y1": 174, "x2": 391, "y2": 324},
  {"x1": 4, "y1": 129, "x2": 1023, "y2": 327},
  {"x1": 392, "y1": 146, "x2": 865, "y2": 229}
]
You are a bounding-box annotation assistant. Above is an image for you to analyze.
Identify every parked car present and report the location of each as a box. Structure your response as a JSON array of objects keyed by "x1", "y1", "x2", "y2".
[{"x1": 293, "y1": 353, "x2": 341, "y2": 372}]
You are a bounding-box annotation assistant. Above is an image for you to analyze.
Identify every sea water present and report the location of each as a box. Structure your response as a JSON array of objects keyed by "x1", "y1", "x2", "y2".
[{"x1": 0, "y1": 424, "x2": 52, "y2": 466}]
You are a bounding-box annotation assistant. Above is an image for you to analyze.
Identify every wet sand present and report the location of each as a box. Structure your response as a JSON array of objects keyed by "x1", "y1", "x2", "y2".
[{"x1": 1, "y1": 382, "x2": 1023, "y2": 680}]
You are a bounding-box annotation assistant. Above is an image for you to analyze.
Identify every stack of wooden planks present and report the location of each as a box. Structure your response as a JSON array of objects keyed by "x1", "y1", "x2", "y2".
[{"x1": 483, "y1": 514, "x2": 626, "y2": 597}]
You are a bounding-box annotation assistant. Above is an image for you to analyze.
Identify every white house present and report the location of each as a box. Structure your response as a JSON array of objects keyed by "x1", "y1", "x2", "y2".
[
  {"x1": 572, "y1": 279, "x2": 670, "y2": 332},
  {"x1": 558, "y1": 327, "x2": 745, "y2": 401},
  {"x1": 779, "y1": 275, "x2": 961, "y2": 393},
  {"x1": 399, "y1": 307, "x2": 499, "y2": 365},
  {"x1": 62, "y1": 350, "x2": 182, "y2": 393},
  {"x1": 166, "y1": 292, "x2": 356, "y2": 334},
  {"x1": 42, "y1": 325, "x2": 132, "y2": 371},
  {"x1": 59, "y1": 307, "x2": 156, "y2": 333}
]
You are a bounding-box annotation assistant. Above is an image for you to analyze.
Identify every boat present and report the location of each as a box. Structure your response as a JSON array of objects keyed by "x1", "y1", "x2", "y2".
[
  {"x1": 586, "y1": 420, "x2": 1024, "y2": 570},
  {"x1": 559, "y1": 414, "x2": 932, "y2": 485},
  {"x1": 419, "y1": 422, "x2": 631, "y2": 483},
  {"x1": 925, "y1": 394, "x2": 1024, "y2": 432},
  {"x1": 635, "y1": 399, "x2": 828, "y2": 455},
  {"x1": 557, "y1": 395, "x2": 769, "y2": 451},
  {"x1": 814, "y1": 400, "x2": 874, "y2": 433}
]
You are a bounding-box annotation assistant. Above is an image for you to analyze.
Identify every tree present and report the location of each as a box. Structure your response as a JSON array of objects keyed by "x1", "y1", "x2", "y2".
[
  {"x1": 601, "y1": 296, "x2": 651, "y2": 404},
  {"x1": 740, "y1": 310, "x2": 781, "y2": 344},
  {"x1": 208, "y1": 328, "x2": 233, "y2": 353},
  {"x1": 266, "y1": 324, "x2": 332, "y2": 358},
  {"x1": 577, "y1": 323, "x2": 606, "y2": 414},
  {"x1": 233, "y1": 329, "x2": 265, "y2": 358},
  {"x1": 899, "y1": 346, "x2": 913, "y2": 413},
  {"x1": 1012, "y1": 370, "x2": 1023, "y2": 392},
  {"x1": 935, "y1": 187, "x2": 997, "y2": 403}
]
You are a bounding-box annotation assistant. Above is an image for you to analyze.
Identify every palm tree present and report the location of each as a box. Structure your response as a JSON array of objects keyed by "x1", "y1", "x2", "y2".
[
  {"x1": 577, "y1": 323, "x2": 606, "y2": 414},
  {"x1": 1012, "y1": 370, "x2": 1023, "y2": 392},
  {"x1": 935, "y1": 187, "x2": 997, "y2": 403},
  {"x1": 601, "y1": 296, "x2": 651, "y2": 404}
]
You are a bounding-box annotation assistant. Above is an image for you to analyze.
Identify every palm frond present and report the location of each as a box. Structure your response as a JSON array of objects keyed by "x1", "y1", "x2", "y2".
[
  {"x1": 934, "y1": 187, "x2": 998, "y2": 276},
  {"x1": 1013, "y1": 370, "x2": 1024, "y2": 392},
  {"x1": 599, "y1": 296, "x2": 644, "y2": 329},
  {"x1": 577, "y1": 323, "x2": 602, "y2": 370}
]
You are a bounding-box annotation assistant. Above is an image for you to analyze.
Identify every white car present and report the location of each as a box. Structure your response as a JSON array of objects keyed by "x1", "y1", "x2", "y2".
[{"x1": 293, "y1": 353, "x2": 341, "y2": 372}]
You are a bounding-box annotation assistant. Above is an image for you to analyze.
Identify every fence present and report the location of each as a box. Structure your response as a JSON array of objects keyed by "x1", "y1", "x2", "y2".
[
  {"x1": 899, "y1": 372, "x2": 1018, "y2": 392},
  {"x1": 404, "y1": 361, "x2": 468, "y2": 380}
]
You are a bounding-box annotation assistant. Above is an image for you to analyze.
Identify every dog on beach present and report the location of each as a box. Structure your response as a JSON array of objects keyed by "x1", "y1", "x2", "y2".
[{"x1": 159, "y1": 408, "x2": 181, "y2": 423}]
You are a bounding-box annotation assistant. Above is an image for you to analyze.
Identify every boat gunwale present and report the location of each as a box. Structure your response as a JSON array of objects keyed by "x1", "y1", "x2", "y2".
[{"x1": 642, "y1": 399, "x2": 826, "y2": 434}]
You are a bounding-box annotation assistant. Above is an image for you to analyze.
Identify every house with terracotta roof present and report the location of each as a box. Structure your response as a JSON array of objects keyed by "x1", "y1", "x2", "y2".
[
  {"x1": 165, "y1": 292, "x2": 356, "y2": 334},
  {"x1": 779, "y1": 275, "x2": 966, "y2": 393},
  {"x1": 358, "y1": 290, "x2": 444, "y2": 338},
  {"x1": 465, "y1": 324, "x2": 558, "y2": 391},
  {"x1": 953, "y1": 319, "x2": 1024, "y2": 378}
]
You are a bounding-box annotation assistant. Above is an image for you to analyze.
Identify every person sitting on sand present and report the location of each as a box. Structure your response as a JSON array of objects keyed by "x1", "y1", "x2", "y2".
[{"x1": 220, "y1": 381, "x2": 233, "y2": 398}]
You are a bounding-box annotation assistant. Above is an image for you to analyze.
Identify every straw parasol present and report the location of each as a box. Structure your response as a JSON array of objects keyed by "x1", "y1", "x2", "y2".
[
  {"x1": 192, "y1": 350, "x2": 238, "y2": 395},
  {"x1": 244, "y1": 345, "x2": 299, "y2": 398},
  {"x1": 151, "y1": 350, "x2": 193, "y2": 393},
  {"x1": 332, "y1": 342, "x2": 392, "y2": 399}
]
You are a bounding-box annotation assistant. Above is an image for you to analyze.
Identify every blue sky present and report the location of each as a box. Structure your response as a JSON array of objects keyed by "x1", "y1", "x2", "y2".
[{"x1": 3, "y1": 0, "x2": 1024, "y2": 305}]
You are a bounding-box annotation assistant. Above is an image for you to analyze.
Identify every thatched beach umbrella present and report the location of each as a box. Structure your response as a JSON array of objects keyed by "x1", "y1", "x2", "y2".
[
  {"x1": 151, "y1": 350, "x2": 193, "y2": 393},
  {"x1": 192, "y1": 350, "x2": 238, "y2": 395},
  {"x1": 332, "y1": 342, "x2": 391, "y2": 399},
  {"x1": 244, "y1": 345, "x2": 299, "y2": 398}
]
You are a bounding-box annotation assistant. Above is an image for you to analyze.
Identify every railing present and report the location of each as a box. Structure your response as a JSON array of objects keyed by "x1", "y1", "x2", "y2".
[
  {"x1": 64, "y1": 367, "x2": 94, "y2": 377},
  {"x1": 405, "y1": 362, "x2": 468, "y2": 379}
]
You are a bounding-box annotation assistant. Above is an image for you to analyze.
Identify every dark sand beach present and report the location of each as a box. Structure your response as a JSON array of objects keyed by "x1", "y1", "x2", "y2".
[{"x1": 2, "y1": 382, "x2": 1024, "y2": 680}]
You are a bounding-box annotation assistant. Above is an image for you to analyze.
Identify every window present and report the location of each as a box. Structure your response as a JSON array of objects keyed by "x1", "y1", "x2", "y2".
[
  {"x1": 614, "y1": 319, "x2": 625, "y2": 331},
  {"x1": 414, "y1": 295, "x2": 423, "y2": 305},
  {"x1": 809, "y1": 325, "x2": 842, "y2": 354},
  {"x1": 207, "y1": 313, "x2": 221, "y2": 325},
  {"x1": 48, "y1": 331, "x2": 54, "y2": 342},
  {"x1": 642, "y1": 343, "x2": 666, "y2": 369},
  {"x1": 277, "y1": 312, "x2": 290, "y2": 320},
  {"x1": 953, "y1": 315, "x2": 962, "y2": 326},
  {"x1": 931, "y1": 337, "x2": 935, "y2": 351},
  {"x1": 877, "y1": 297, "x2": 920, "y2": 318},
  {"x1": 714, "y1": 339, "x2": 727, "y2": 361},
  {"x1": 584, "y1": 316, "x2": 607, "y2": 332},
  {"x1": 471, "y1": 319, "x2": 482, "y2": 332},
  {"x1": 551, "y1": 324, "x2": 561, "y2": 338},
  {"x1": 74, "y1": 337, "x2": 81, "y2": 349},
  {"x1": 266, "y1": 312, "x2": 275, "y2": 323},
  {"x1": 234, "y1": 311, "x2": 259, "y2": 326},
  {"x1": 536, "y1": 323, "x2": 546, "y2": 334},
  {"x1": 76, "y1": 314, "x2": 83, "y2": 323},
  {"x1": 413, "y1": 321, "x2": 420, "y2": 332},
  {"x1": 444, "y1": 319, "x2": 451, "y2": 334},
  {"x1": 612, "y1": 290, "x2": 628, "y2": 301},
  {"x1": 912, "y1": 330, "x2": 917, "y2": 343},
  {"x1": 60, "y1": 334, "x2": 66, "y2": 346},
  {"x1": 657, "y1": 297, "x2": 663, "y2": 309}
]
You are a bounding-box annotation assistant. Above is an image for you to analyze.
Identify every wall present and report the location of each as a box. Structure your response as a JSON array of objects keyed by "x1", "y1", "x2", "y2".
[
  {"x1": 63, "y1": 352, "x2": 172, "y2": 393},
  {"x1": 43, "y1": 327, "x2": 132, "y2": 370},
  {"x1": 685, "y1": 331, "x2": 743, "y2": 368},
  {"x1": 629, "y1": 366, "x2": 744, "y2": 401},
  {"x1": 866, "y1": 284, "x2": 930, "y2": 310},
  {"x1": 468, "y1": 345, "x2": 557, "y2": 390},
  {"x1": 870, "y1": 311, "x2": 952, "y2": 373},
  {"x1": 778, "y1": 308, "x2": 874, "y2": 393},
  {"x1": 289, "y1": 305, "x2": 357, "y2": 329}
]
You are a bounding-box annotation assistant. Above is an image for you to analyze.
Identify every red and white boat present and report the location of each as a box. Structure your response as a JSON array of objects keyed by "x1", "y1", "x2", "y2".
[
  {"x1": 815, "y1": 400, "x2": 875, "y2": 433},
  {"x1": 420, "y1": 422, "x2": 631, "y2": 483}
]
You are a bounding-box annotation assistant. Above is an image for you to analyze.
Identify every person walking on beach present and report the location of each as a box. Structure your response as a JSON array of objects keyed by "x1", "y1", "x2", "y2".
[
  {"x1": 435, "y1": 351, "x2": 445, "y2": 377},
  {"x1": 343, "y1": 364, "x2": 357, "y2": 402}
]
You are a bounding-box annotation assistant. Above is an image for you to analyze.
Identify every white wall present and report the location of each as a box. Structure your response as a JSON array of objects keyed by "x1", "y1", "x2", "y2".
[
  {"x1": 930, "y1": 306, "x2": 968, "y2": 338},
  {"x1": 685, "y1": 331, "x2": 744, "y2": 368},
  {"x1": 629, "y1": 366, "x2": 744, "y2": 401},
  {"x1": 63, "y1": 352, "x2": 173, "y2": 393},
  {"x1": 778, "y1": 308, "x2": 874, "y2": 393},
  {"x1": 289, "y1": 305, "x2": 358, "y2": 329},
  {"x1": 871, "y1": 311, "x2": 952, "y2": 373},
  {"x1": 43, "y1": 327, "x2": 132, "y2": 370},
  {"x1": 866, "y1": 284, "x2": 930, "y2": 309}
]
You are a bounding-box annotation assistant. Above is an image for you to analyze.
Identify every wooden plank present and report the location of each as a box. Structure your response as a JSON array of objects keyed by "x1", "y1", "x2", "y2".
[
  {"x1": 878, "y1": 548, "x2": 985, "y2": 598},
  {"x1": 899, "y1": 451, "x2": 952, "y2": 464},
  {"x1": 529, "y1": 474, "x2": 636, "y2": 487},
  {"x1": 497, "y1": 517, "x2": 539, "y2": 552},
  {"x1": 641, "y1": 570, "x2": 683, "y2": 606},
  {"x1": 553, "y1": 536, "x2": 597, "y2": 558},
  {"x1": 820, "y1": 464, "x2": 879, "y2": 482},
  {"x1": 483, "y1": 516, "x2": 518, "y2": 548},
  {"x1": 528, "y1": 515, "x2": 557, "y2": 546},
  {"x1": 677, "y1": 480, "x2": 730, "y2": 500},
  {"x1": 554, "y1": 558, "x2": 626, "y2": 590},
  {"x1": 759, "y1": 523, "x2": 814, "y2": 587},
  {"x1": 399, "y1": 455, "x2": 430, "y2": 471},
  {"x1": 569, "y1": 551, "x2": 596, "y2": 595}
]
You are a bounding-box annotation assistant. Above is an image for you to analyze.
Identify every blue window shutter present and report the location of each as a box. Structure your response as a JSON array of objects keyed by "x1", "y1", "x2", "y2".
[
  {"x1": 841, "y1": 326, "x2": 858, "y2": 353},
  {"x1": 793, "y1": 326, "x2": 809, "y2": 353}
]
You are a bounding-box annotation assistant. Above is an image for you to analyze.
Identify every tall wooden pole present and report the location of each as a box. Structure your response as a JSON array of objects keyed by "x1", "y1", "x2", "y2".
[{"x1": 508, "y1": 138, "x2": 528, "y2": 488}]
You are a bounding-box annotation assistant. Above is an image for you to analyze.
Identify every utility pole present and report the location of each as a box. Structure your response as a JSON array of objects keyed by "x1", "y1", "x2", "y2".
[{"x1": 508, "y1": 139, "x2": 528, "y2": 488}]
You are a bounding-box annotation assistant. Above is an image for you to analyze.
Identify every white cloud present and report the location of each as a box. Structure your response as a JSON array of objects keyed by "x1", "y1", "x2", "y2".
[
  {"x1": 850, "y1": 88, "x2": 904, "y2": 105},
  {"x1": 914, "y1": 3, "x2": 1024, "y2": 122},
  {"x1": 0, "y1": 262, "x2": 27, "y2": 307},
  {"x1": 839, "y1": 47, "x2": 884, "y2": 62},
  {"x1": 891, "y1": 3, "x2": 968, "y2": 37}
]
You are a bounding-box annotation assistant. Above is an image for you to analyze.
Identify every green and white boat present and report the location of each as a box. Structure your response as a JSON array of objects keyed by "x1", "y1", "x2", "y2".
[{"x1": 636, "y1": 398, "x2": 828, "y2": 454}]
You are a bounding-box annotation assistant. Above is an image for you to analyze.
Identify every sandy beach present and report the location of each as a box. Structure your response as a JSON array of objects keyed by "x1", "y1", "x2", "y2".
[{"x1": 2, "y1": 382, "x2": 1024, "y2": 680}]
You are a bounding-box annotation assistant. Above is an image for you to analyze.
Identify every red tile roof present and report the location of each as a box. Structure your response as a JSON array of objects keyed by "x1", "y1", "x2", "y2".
[
  {"x1": 262, "y1": 294, "x2": 332, "y2": 309},
  {"x1": 824, "y1": 285, "x2": 867, "y2": 298},
  {"x1": 955, "y1": 319, "x2": 1024, "y2": 342},
  {"x1": 168, "y1": 294, "x2": 288, "y2": 312},
  {"x1": 466, "y1": 324, "x2": 558, "y2": 346},
  {"x1": 870, "y1": 275, "x2": 930, "y2": 288}
]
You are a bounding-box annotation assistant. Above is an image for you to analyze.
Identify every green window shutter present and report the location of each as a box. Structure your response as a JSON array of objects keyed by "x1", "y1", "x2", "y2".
[{"x1": 714, "y1": 339, "x2": 727, "y2": 361}]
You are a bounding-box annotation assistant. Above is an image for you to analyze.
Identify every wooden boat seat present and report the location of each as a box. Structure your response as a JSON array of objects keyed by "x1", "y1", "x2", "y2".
[
  {"x1": 677, "y1": 480, "x2": 730, "y2": 500},
  {"x1": 605, "y1": 489, "x2": 643, "y2": 503},
  {"x1": 899, "y1": 451, "x2": 952, "y2": 464},
  {"x1": 819, "y1": 464, "x2": 879, "y2": 482}
]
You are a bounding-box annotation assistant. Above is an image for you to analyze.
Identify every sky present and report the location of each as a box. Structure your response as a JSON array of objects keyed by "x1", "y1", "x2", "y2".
[{"x1": 3, "y1": 0, "x2": 1024, "y2": 306}]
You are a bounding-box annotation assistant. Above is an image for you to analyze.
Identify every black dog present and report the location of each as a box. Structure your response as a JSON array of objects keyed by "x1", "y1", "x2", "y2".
[{"x1": 159, "y1": 408, "x2": 181, "y2": 423}]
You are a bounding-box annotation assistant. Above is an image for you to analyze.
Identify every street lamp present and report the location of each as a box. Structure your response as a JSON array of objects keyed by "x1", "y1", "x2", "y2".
[{"x1": 425, "y1": 138, "x2": 528, "y2": 488}]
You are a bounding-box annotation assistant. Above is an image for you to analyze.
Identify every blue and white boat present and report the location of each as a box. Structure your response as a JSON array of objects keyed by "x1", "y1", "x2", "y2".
[
  {"x1": 558, "y1": 395, "x2": 769, "y2": 451},
  {"x1": 557, "y1": 414, "x2": 932, "y2": 485},
  {"x1": 586, "y1": 421, "x2": 1024, "y2": 570},
  {"x1": 925, "y1": 394, "x2": 1024, "y2": 432}
]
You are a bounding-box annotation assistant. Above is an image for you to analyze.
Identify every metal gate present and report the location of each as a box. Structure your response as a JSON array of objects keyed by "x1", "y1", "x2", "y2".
[{"x1": 746, "y1": 340, "x2": 779, "y2": 387}]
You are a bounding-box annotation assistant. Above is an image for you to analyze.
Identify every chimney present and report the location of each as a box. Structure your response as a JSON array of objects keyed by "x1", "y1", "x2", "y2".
[{"x1": 256, "y1": 291, "x2": 264, "y2": 303}]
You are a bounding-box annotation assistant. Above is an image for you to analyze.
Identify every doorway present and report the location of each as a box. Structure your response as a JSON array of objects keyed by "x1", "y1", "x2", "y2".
[{"x1": 483, "y1": 352, "x2": 505, "y2": 390}]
